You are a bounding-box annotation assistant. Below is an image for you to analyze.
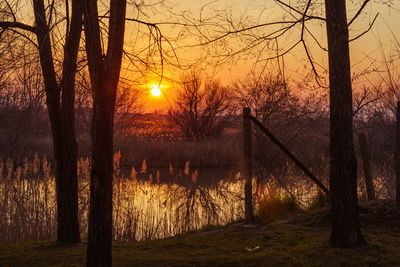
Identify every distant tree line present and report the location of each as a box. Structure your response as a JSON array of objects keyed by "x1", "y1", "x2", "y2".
[{"x1": 0, "y1": 0, "x2": 399, "y2": 264}]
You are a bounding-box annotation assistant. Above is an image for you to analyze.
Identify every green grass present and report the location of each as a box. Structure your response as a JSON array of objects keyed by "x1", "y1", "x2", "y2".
[{"x1": 1, "y1": 222, "x2": 400, "y2": 266}]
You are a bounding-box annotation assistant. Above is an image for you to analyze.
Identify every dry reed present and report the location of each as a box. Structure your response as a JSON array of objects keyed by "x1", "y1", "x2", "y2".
[
  {"x1": 1, "y1": 152, "x2": 392, "y2": 243},
  {"x1": 0, "y1": 153, "x2": 244, "y2": 242}
]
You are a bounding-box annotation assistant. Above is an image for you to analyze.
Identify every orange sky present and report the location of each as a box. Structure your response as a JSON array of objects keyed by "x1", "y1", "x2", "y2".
[
  {"x1": 9, "y1": 0, "x2": 399, "y2": 112},
  {"x1": 121, "y1": 0, "x2": 399, "y2": 112}
]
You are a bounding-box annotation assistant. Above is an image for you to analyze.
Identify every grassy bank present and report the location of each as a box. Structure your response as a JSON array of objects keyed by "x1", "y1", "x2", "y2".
[{"x1": 1, "y1": 215, "x2": 400, "y2": 266}]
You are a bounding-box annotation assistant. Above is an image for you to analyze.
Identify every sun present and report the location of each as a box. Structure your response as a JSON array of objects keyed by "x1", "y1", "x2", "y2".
[{"x1": 151, "y1": 85, "x2": 162, "y2": 97}]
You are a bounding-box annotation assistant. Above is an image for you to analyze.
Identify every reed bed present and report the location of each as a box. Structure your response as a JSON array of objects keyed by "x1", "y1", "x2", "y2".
[
  {"x1": 1, "y1": 152, "x2": 393, "y2": 243},
  {"x1": 0, "y1": 154, "x2": 244, "y2": 242}
]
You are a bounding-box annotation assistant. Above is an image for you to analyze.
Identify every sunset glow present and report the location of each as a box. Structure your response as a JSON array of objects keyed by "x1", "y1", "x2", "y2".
[
  {"x1": 1, "y1": 0, "x2": 400, "y2": 264},
  {"x1": 151, "y1": 85, "x2": 162, "y2": 97}
]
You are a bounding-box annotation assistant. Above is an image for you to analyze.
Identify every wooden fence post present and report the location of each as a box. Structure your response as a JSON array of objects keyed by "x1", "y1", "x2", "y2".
[
  {"x1": 396, "y1": 102, "x2": 400, "y2": 213},
  {"x1": 248, "y1": 115, "x2": 329, "y2": 195},
  {"x1": 358, "y1": 133, "x2": 375, "y2": 200},
  {"x1": 243, "y1": 107, "x2": 254, "y2": 223}
]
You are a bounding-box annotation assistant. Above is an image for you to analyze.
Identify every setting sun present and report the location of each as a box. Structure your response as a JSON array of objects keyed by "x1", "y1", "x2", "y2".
[
  {"x1": 151, "y1": 85, "x2": 162, "y2": 97},
  {"x1": 2, "y1": 0, "x2": 400, "y2": 264}
]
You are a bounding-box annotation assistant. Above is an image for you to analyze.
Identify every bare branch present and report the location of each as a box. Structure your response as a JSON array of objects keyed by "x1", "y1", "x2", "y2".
[
  {"x1": 7, "y1": 28, "x2": 38, "y2": 48},
  {"x1": 275, "y1": 0, "x2": 325, "y2": 21},
  {"x1": 353, "y1": 87, "x2": 380, "y2": 117},
  {"x1": 302, "y1": 40, "x2": 322, "y2": 87},
  {"x1": 349, "y1": 13, "x2": 378, "y2": 42},
  {"x1": 348, "y1": 0, "x2": 370, "y2": 26},
  {"x1": 4, "y1": 0, "x2": 16, "y2": 22},
  {"x1": 0, "y1": 21, "x2": 36, "y2": 33}
]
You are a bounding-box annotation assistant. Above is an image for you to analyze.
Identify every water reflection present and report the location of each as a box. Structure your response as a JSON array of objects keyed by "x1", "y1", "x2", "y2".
[
  {"x1": 0, "y1": 161, "x2": 245, "y2": 242},
  {"x1": 2, "y1": 154, "x2": 392, "y2": 242}
]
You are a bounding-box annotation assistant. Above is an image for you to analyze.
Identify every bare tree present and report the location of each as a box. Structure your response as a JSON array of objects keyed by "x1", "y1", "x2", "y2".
[
  {"x1": 72, "y1": 70, "x2": 143, "y2": 147},
  {"x1": 374, "y1": 35, "x2": 400, "y2": 115},
  {"x1": 233, "y1": 72, "x2": 312, "y2": 173},
  {"x1": 0, "y1": 0, "x2": 82, "y2": 242},
  {"x1": 168, "y1": 72, "x2": 232, "y2": 140},
  {"x1": 80, "y1": 1, "x2": 185, "y2": 264},
  {"x1": 114, "y1": 84, "x2": 142, "y2": 134},
  {"x1": 80, "y1": 0, "x2": 126, "y2": 265},
  {"x1": 181, "y1": 0, "x2": 379, "y2": 247},
  {"x1": 325, "y1": 0, "x2": 365, "y2": 247},
  {"x1": 0, "y1": 50, "x2": 47, "y2": 157},
  {"x1": 233, "y1": 72, "x2": 291, "y2": 126}
]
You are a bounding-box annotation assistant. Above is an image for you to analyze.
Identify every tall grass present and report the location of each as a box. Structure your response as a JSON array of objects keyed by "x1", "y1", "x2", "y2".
[
  {"x1": 114, "y1": 136, "x2": 242, "y2": 169},
  {"x1": 1, "y1": 152, "x2": 395, "y2": 243},
  {"x1": 0, "y1": 153, "x2": 244, "y2": 242},
  {"x1": 0, "y1": 155, "x2": 56, "y2": 242}
]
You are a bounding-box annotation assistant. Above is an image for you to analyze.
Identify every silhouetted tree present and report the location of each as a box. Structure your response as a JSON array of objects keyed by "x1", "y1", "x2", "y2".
[
  {"x1": 396, "y1": 102, "x2": 400, "y2": 214},
  {"x1": 233, "y1": 72, "x2": 306, "y2": 168},
  {"x1": 114, "y1": 85, "x2": 142, "y2": 133},
  {"x1": 0, "y1": 0, "x2": 82, "y2": 243},
  {"x1": 233, "y1": 72, "x2": 291, "y2": 125},
  {"x1": 189, "y1": 0, "x2": 377, "y2": 248},
  {"x1": 81, "y1": 0, "x2": 126, "y2": 265},
  {"x1": 0, "y1": 51, "x2": 48, "y2": 157},
  {"x1": 325, "y1": 0, "x2": 365, "y2": 247},
  {"x1": 169, "y1": 72, "x2": 231, "y2": 140}
]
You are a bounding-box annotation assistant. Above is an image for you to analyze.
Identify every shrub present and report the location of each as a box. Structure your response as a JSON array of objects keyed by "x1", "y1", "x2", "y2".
[
  {"x1": 256, "y1": 193, "x2": 299, "y2": 222},
  {"x1": 307, "y1": 191, "x2": 329, "y2": 211}
]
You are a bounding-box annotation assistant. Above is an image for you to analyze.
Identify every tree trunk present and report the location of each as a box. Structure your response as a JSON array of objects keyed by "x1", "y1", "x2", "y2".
[
  {"x1": 86, "y1": 93, "x2": 115, "y2": 266},
  {"x1": 358, "y1": 133, "x2": 375, "y2": 200},
  {"x1": 396, "y1": 101, "x2": 400, "y2": 213},
  {"x1": 325, "y1": 0, "x2": 366, "y2": 247},
  {"x1": 243, "y1": 107, "x2": 254, "y2": 223},
  {"x1": 33, "y1": 0, "x2": 81, "y2": 243},
  {"x1": 56, "y1": 0, "x2": 82, "y2": 243},
  {"x1": 82, "y1": 0, "x2": 126, "y2": 265}
]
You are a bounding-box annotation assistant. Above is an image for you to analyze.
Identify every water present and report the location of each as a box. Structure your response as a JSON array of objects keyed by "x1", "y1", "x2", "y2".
[
  {"x1": 0, "y1": 168, "x2": 244, "y2": 242},
  {"x1": 2, "y1": 155, "x2": 390, "y2": 242}
]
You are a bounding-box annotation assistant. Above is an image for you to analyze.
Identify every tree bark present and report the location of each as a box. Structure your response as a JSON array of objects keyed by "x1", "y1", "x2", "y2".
[
  {"x1": 33, "y1": 0, "x2": 81, "y2": 243},
  {"x1": 243, "y1": 107, "x2": 254, "y2": 223},
  {"x1": 396, "y1": 102, "x2": 400, "y2": 213},
  {"x1": 325, "y1": 0, "x2": 366, "y2": 247},
  {"x1": 82, "y1": 0, "x2": 126, "y2": 265},
  {"x1": 358, "y1": 133, "x2": 375, "y2": 200}
]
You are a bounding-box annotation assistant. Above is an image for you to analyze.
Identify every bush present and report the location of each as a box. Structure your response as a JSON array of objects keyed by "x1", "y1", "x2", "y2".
[
  {"x1": 256, "y1": 193, "x2": 299, "y2": 222},
  {"x1": 307, "y1": 191, "x2": 329, "y2": 211}
]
